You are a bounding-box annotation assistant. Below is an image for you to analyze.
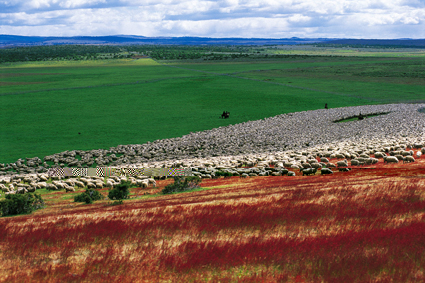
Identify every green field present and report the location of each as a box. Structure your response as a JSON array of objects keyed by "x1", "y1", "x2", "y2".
[{"x1": 1, "y1": 50, "x2": 424, "y2": 164}]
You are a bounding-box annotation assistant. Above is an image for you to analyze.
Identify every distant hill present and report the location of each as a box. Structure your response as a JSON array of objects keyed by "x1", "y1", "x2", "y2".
[
  {"x1": 0, "y1": 35, "x2": 333, "y2": 47},
  {"x1": 322, "y1": 39, "x2": 425, "y2": 47},
  {"x1": 1, "y1": 35, "x2": 424, "y2": 48}
]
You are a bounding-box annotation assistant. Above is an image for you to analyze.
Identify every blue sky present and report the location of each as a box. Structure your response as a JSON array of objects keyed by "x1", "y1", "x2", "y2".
[{"x1": 1, "y1": 0, "x2": 424, "y2": 38}]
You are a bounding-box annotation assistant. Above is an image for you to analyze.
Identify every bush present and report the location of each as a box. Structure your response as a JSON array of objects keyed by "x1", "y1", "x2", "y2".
[
  {"x1": 162, "y1": 176, "x2": 201, "y2": 194},
  {"x1": 0, "y1": 193, "x2": 45, "y2": 217},
  {"x1": 215, "y1": 171, "x2": 233, "y2": 178},
  {"x1": 74, "y1": 189, "x2": 103, "y2": 204},
  {"x1": 108, "y1": 181, "x2": 131, "y2": 200}
]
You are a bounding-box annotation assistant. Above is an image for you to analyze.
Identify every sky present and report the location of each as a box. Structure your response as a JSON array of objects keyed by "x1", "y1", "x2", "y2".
[{"x1": 0, "y1": 0, "x2": 424, "y2": 39}]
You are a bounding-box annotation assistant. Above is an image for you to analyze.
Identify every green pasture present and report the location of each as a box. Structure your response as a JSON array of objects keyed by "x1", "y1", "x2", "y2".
[
  {"x1": 1, "y1": 56, "x2": 424, "y2": 164},
  {"x1": 268, "y1": 46, "x2": 425, "y2": 57}
]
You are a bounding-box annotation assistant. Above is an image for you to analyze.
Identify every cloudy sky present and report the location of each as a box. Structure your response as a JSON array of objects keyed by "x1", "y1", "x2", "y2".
[{"x1": 0, "y1": 0, "x2": 424, "y2": 38}]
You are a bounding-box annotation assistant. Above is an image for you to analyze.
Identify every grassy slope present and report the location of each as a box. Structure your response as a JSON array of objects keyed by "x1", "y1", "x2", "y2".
[
  {"x1": 2, "y1": 158, "x2": 425, "y2": 281},
  {"x1": 1, "y1": 55, "x2": 424, "y2": 163}
]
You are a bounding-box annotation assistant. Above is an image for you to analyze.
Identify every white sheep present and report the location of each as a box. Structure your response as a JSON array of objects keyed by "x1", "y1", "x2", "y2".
[
  {"x1": 401, "y1": 151, "x2": 411, "y2": 156},
  {"x1": 0, "y1": 184, "x2": 9, "y2": 192},
  {"x1": 403, "y1": 156, "x2": 415, "y2": 163},
  {"x1": 336, "y1": 159, "x2": 348, "y2": 167},
  {"x1": 36, "y1": 182, "x2": 47, "y2": 189},
  {"x1": 374, "y1": 152, "x2": 386, "y2": 158},
  {"x1": 74, "y1": 181, "x2": 85, "y2": 188},
  {"x1": 311, "y1": 163, "x2": 322, "y2": 169},
  {"x1": 384, "y1": 156, "x2": 398, "y2": 163},
  {"x1": 46, "y1": 183, "x2": 58, "y2": 190},
  {"x1": 87, "y1": 182, "x2": 96, "y2": 189}
]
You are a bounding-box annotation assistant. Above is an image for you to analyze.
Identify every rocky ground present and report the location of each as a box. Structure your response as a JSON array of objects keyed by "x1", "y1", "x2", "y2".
[{"x1": 2, "y1": 103, "x2": 425, "y2": 180}]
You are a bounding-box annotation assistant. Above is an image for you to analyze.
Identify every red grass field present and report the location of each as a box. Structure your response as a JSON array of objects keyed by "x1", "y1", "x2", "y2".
[{"x1": 1, "y1": 157, "x2": 425, "y2": 282}]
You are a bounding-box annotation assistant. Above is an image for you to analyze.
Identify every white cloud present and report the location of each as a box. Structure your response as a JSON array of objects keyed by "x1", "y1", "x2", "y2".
[{"x1": 0, "y1": 0, "x2": 424, "y2": 38}]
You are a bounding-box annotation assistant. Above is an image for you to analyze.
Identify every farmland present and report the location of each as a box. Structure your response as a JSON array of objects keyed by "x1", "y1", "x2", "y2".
[
  {"x1": 1, "y1": 158, "x2": 425, "y2": 282},
  {"x1": 1, "y1": 46, "x2": 424, "y2": 164}
]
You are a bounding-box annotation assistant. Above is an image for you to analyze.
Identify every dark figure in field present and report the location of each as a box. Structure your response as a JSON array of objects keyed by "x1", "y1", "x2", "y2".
[
  {"x1": 221, "y1": 111, "x2": 230, "y2": 119},
  {"x1": 358, "y1": 113, "x2": 364, "y2": 120},
  {"x1": 325, "y1": 103, "x2": 328, "y2": 109}
]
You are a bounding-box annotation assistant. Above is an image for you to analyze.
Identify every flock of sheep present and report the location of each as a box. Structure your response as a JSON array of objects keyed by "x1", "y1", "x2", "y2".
[
  {"x1": 0, "y1": 174, "x2": 157, "y2": 195},
  {"x1": 1, "y1": 103, "x2": 425, "y2": 194}
]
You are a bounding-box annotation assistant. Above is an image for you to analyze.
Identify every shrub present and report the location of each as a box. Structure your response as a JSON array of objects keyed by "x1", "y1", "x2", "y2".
[
  {"x1": 74, "y1": 189, "x2": 103, "y2": 204},
  {"x1": 216, "y1": 170, "x2": 233, "y2": 178},
  {"x1": 162, "y1": 176, "x2": 201, "y2": 194},
  {"x1": 108, "y1": 180, "x2": 131, "y2": 200},
  {"x1": 0, "y1": 193, "x2": 45, "y2": 217}
]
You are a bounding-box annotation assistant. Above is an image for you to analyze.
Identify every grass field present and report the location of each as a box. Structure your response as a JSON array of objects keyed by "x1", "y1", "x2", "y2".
[
  {"x1": 1, "y1": 51, "x2": 424, "y2": 164},
  {"x1": 1, "y1": 157, "x2": 425, "y2": 282}
]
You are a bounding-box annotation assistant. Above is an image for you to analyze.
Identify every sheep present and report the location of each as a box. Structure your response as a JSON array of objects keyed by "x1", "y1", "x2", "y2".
[
  {"x1": 302, "y1": 168, "x2": 317, "y2": 176},
  {"x1": 350, "y1": 159, "x2": 360, "y2": 166},
  {"x1": 310, "y1": 163, "x2": 322, "y2": 169},
  {"x1": 416, "y1": 151, "x2": 422, "y2": 158},
  {"x1": 287, "y1": 171, "x2": 296, "y2": 176},
  {"x1": 36, "y1": 182, "x2": 47, "y2": 189},
  {"x1": 52, "y1": 181, "x2": 65, "y2": 189},
  {"x1": 38, "y1": 175, "x2": 48, "y2": 181},
  {"x1": 0, "y1": 184, "x2": 9, "y2": 192},
  {"x1": 321, "y1": 168, "x2": 333, "y2": 175},
  {"x1": 74, "y1": 181, "x2": 85, "y2": 188},
  {"x1": 395, "y1": 155, "x2": 404, "y2": 161},
  {"x1": 147, "y1": 178, "x2": 156, "y2": 186},
  {"x1": 384, "y1": 156, "x2": 399, "y2": 163},
  {"x1": 140, "y1": 180, "x2": 149, "y2": 188},
  {"x1": 401, "y1": 151, "x2": 411, "y2": 156},
  {"x1": 46, "y1": 183, "x2": 58, "y2": 191},
  {"x1": 64, "y1": 179, "x2": 75, "y2": 186},
  {"x1": 335, "y1": 153, "x2": 345, "y2": 159},
  {"x1": 301, "y1": 163, "x2": 312, "y2": 169},
  {"x1": 374, "y1": 152, "x2": 386, "y2": 158},
  {"x1": 87, "y1": 182, "x2": 96, "y2": 189},
  {"x1": 336, "y1": 160, "x2": 348, "y2": 167},
  {"x1": 320, "y1": 157, "x2": 329, "y2": 163},
  {"x1": 338, "y1": 168, "x2": 351, "y2": 172},
  {"x1": 403, "y1": 156, "x2": 415, "y2": 163},
  {"x1": 327, "y1": 163, "x2": 336, "y2": 168},
  {"x1": 65, "y1": 185, "x2": 75, "y2": 192},
  {"x1": 95, "y1": 182, "x2": 104, "y2": 189},
  {"x1": 27, "y1": 186, "x2": 36, "y2": 193},
  {"x1": 240, "y1": 173, "x2": 248, "y2": 178}
]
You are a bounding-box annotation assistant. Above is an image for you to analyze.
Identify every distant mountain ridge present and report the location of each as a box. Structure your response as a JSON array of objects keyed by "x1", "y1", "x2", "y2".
[
  {"x1": 0, "y1": 35, "x2": 332, "y2": 47},
  {"x1": 0, "y1": 35, "x2": 424, "y2": 47}
]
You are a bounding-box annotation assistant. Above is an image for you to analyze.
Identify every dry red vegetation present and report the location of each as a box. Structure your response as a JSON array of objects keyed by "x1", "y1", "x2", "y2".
[{"x1": 1, "y1": 158, "x2": 425, "y2": 282}]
